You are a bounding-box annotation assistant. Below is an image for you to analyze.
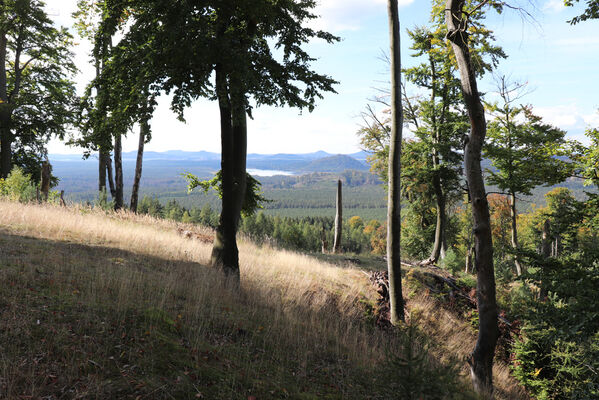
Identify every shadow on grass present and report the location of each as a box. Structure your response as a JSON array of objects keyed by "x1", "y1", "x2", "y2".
[{"x1": 0, "y1": 229, "x2": 483, "y2": 400}]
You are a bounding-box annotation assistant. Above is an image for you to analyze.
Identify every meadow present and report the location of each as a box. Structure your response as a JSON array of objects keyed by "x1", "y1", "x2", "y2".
[{"x1": 0, "y1": 200, "x2": 526, "y2": 399}]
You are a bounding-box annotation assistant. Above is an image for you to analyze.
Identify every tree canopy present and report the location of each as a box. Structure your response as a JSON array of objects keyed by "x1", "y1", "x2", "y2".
[
  {"x1": 564, "y1": 0, "x2": 599, "y2": 24},
  {"x1": 0, "y1": 0, "x2": 77, "y2": 179}
]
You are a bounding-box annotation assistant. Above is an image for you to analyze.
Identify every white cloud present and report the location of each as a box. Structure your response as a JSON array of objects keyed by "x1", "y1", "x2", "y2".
[
  {"x1": 555, "y1": 36, "x2": 599, "y2": 47},
  {"x1": 543, "y1": 0, "x2": 566, "y2": 13},
  {"x1": 533, "y1": 104, "x2": 599, "y2": 144},
  {"x1": 313, "y1": 0, "x2": 414, "y2": 32},
  {"x1": 539, "y1": 105, "x2": 581, "y2": 127}
]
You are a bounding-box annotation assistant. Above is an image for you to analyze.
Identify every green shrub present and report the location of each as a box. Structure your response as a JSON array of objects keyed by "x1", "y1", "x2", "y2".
[
  {"x1": 0, "y1": 167, "x2": 38, "y2": 202},
  {"x1": 511, "y1": 254, "x2": 599, "y2": 399},
  {"x1": 439, "y1": 248, "x2": 463, "y2": 275},
  {"x1": 381, "y1": 320, "x2": 473, "y2": 399},
  {"x1": 95, "y1": 189, "x2": 115, "y2": 211}
]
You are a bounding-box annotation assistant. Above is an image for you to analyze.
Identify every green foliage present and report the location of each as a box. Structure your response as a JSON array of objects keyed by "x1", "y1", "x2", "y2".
[
  {"x1": 0, "y1": 167, "x2": 37, "y2": 202},
  {"x1": 0, "y1": 0, "x2": 77, "y2": 176},
  {"x1": 0, "y1": 166, "x2": 62, "y2": 203},
  {"x1": 95, "y1": 188, "x2": 115, "y2": 211},
  {"x1": 484, "y1": 83, "x2": 573, "y2": 198},
  {"x1": 439, "y1": 248, "x2": 463, "y2": 276},
  {"x1": 96, "y1": 0, "x2": 338, "y2": 125},
  {"x1": 575, "y1": 126, "x2": 599, "y2": 188},
  {"x1": 519, "y1": 188, "x2": 586, "y2": 258},
  {"x1": 184, "y1": 171, "x2": 270, "y2": 218},
  {"x1": 381, "y1": 320, "x2": 470, "y2": 399},
  {"x1": 564, "y1": 0, "x2": 599, "y2": 24},
  {"x1": 401, "y1": 202, "x2": 436, "y2": 260},
  {"x1": 242, "y1": 212, "x2": 373, "y2": 254},
  {"x1": 512, "y1": 254, "x2": 599, "y2": 399}
]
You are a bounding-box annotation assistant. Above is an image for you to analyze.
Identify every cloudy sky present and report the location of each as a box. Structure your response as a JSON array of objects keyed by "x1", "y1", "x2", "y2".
[{"x1": 46, "y1": 0, "x2": 599, "y2": 155}]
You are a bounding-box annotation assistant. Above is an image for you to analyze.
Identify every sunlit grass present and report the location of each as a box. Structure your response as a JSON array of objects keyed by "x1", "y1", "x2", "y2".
[{"x1": 0, "y1": 200, "x2": 525, "y2": 399}]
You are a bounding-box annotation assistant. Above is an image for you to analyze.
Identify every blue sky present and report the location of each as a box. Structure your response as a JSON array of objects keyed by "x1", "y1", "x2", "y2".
[{"x1": 46, "y1": 0, "x2": 599, "y2": 155}]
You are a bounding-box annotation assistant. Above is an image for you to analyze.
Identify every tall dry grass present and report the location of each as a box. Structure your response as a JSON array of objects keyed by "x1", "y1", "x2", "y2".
[{"x1": 0, "y1": 200, "x2": 526, "y2": 399}]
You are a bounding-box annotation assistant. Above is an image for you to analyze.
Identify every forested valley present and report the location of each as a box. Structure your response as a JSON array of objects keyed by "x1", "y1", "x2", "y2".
[{"x1": 1, "y1": 0, "x2": 599, "y2": 399}]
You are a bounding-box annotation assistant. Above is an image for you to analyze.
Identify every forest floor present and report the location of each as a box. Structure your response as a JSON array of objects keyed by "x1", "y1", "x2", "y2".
[{"x1": 0, "y1": 200, "x2": 526, "y2": 399}]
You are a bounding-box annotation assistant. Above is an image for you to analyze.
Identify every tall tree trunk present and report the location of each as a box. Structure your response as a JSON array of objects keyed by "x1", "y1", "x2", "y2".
[
  {"x1": 98, "y1": 150, "x2": 107, "y2": 192},
  {"x1": 540, "y1": 219, "x2": 551, "y2": 299},
  {"x1": 510, "y1": 191, "x2": 522, "y2": 276},
  {"x1": 211, "y1": 66, "x2": 246, "y2": 282},
  {"x1": 333, "y1": 179, "x2": 343, "y2": 253},
  {"x1": 114, "y1": 134, "x2": 124, "y2": 210},
  {"x1": 0, "y1": 118, "x2": 11, "y2": 178},
  {"x1": 40, "y1": 160, "x2": 51, "y2": 201},
  {"x1": 130, "y1": 118, "x2": 149, "y2": 213},
  {"x1": 386, "y1": 0, "x2": 404, "y2": 325},
  {"x1": 425, "y1": 53, "x2": 447, "y2": 265},
  {"x1": 446, "y1": 1, "x2": 498, "y2": 396},
  {"x1": 106, "y1": 154, "x2": 116, "y2": 199},
  {"x1": 0, "y1": 32, "x2": 11, "y2": 179},
  {"x1": 427, "y1": 170, "x2": 447, "y2": 264}
]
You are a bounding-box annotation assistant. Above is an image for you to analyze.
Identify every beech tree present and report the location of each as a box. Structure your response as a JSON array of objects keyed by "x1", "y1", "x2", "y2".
[
  {"x1": 573, "y1": 125, "x2": 599, "y2": 229},
  {"x1": 99, "y1": 0, "x2": 337, "y2": 280},
  {"x1": 72, "y1": 0, "x2": 117, "y2": 199},
  {"x1": 0, "y1": 0, "x2": 77, "y2": 179},
  {"x1": 445, "y1": 0, "x2": 500, "y2": 395},
  {"x1": 402, "y1": 4, "x2": 504, "y2": 264},
  {"x1": 359, "y1": 0, "x2": 504, "y2": 265},
  {"x1": 484, "y1": 76, "x2": 572, "y2": 275}
]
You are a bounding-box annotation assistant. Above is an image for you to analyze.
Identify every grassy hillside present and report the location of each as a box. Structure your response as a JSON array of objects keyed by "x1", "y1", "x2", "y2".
[{"x1": 0, "y1": 201, "x2": 526, "y2": 399}]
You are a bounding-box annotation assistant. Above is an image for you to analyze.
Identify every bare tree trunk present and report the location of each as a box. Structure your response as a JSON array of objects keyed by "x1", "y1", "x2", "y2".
[
  {"x1": 510, "y1": 191, "x2": 523, "y2": 275},
  {"x1": 113, "y1": 134, "x2": 124, "y2": 210},
  {"x1": 106, "y1": 153, "x2": 116, "y2": 198},
  {"x1": 0, "y1": 123, "x2": 12, "y2": 178},
  {"x1": 40, "y1": 160, "x2": 51, "y2": 202},
  {"x1": 98, "y1": 150, "x2": 107, "y2": 192},
  {"x1": 321, "y1": 227, "x2": 328, "y2": 254},
  {"x1": 553, "y1": 236, "x2": 560, "y2": 258},
  {"x1": 446, "y1": 1, "x2": 498, "y2": 396},
  {"x1": 333, "y1": 179, "x2": 343, "y2": 253},
  {"x1": 386, "y1": 0, "x2": 404, "y2": 325},
  {"x1": 0, "y1": 33, "x2": 12, "y2": 179},
  {"x1": 130, "y1": 118, "x2": 149, "y2": 213},
  {"x1": 210, "y1": 66, "x2": 246, "y2": 283},
  {"x1": 465, "y1": 246, "x2": 473, "y2": 274},
  {"x1": 427, "y1": 171, "x2": 447, "y2": 264},
  {"x1": 540, "y1": 219, "x2": 551, "y2": 299}
]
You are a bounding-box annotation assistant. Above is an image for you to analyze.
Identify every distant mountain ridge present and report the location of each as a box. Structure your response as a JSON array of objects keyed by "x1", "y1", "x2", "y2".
[
  {"x1": 49, "y1": 150, "x2": 370, "y2": 174},
  {"x1": 300, "y1": 155, "x2": 369, "y2": 172}
]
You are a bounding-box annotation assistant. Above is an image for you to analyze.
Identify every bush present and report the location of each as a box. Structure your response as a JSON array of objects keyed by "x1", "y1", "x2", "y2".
[
  {"x1": 381, "y1": 319, "x2": 473, "y2": 399},
  {"x1": 511, "y1": 254, "x2": 599, "y2": 399},
  {"x1": 0, "y1": 167, "x2": 38, "y2": 202},
  {"x1": 439, "y1": 248, "x2": 463, "y2": 275}
]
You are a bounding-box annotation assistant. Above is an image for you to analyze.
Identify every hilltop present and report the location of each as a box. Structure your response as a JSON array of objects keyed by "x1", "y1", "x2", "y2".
[{"x1": 0, "y1": 201, "x2": 526, "y2": 399}]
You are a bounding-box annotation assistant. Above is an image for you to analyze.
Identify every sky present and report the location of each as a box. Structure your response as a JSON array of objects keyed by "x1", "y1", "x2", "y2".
[{"x1": 45, "y1": 0, "x2": 599, "y2": 155}]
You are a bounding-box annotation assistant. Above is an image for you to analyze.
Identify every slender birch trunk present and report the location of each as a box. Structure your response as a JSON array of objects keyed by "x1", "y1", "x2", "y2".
[
  {"x1": 386, "y1": 0, "x2": 404, "y2": 325},
  {"x1": 114, "y1": 134, "x2": 124, "y2": 210},
  {"x1": 130, "y1": 118, "x2": 149, "y2": 213},
  {"x1": 333, "y1": 179, "x2": 343, "y2": 253},
  {"x1": 510, "y1": 191, "x2": 523, "y2": 275}
]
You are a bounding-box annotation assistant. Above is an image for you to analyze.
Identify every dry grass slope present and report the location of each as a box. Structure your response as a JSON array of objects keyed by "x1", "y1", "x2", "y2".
[{"x1": 0, "y1": 200, "x2": 525, "y2": 399}]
